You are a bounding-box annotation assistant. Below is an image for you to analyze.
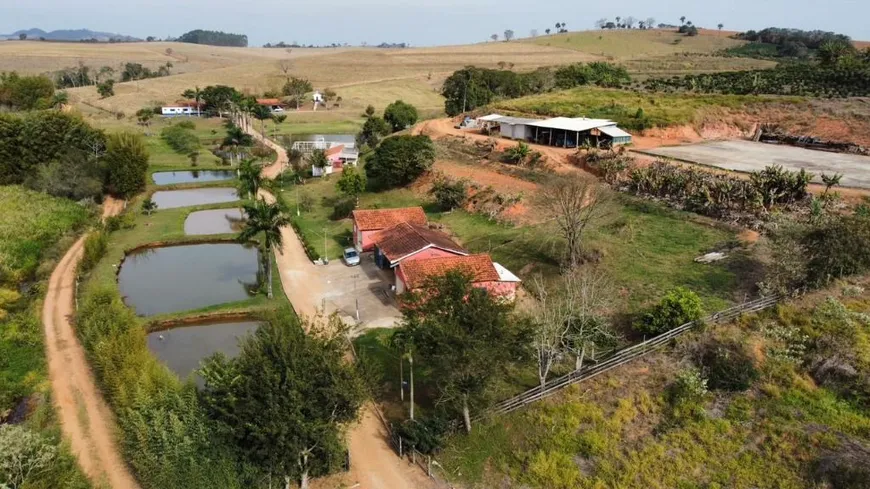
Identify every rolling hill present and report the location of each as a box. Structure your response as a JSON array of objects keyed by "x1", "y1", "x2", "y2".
[{"x1": 1, "y1": 27, "x2": 139, "y2": 42}]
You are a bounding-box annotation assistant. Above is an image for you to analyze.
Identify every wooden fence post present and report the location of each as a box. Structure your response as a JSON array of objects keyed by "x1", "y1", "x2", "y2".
[{"x1": 398, "y1": 437, "x2": 403, "y2": 458}]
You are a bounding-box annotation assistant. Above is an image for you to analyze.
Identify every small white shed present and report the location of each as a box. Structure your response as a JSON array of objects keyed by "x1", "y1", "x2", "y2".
[{"x1": 496, "y1": 116, "x2": 539, "y2": 140}]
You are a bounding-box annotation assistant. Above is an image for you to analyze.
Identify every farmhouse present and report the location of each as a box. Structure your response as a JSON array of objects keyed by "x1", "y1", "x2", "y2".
[
  {"x1": 310, "y1": 143, "x2": 360, "y2": 177},
  {"x1": 161, "y1": 101, "x2": 202, "y2": 116},
  {"x1": 256, "y1": 98, "x2": 287, "y2": 112},
  {"x1": 371, "y1": 221, "x2": 467, "y2": 269},
  {"x1": 351, "y1": 207, "x2": 427, "y2": 251},
  {"x1": 488, "y1": 114, "x2": 632, "y2": 148},
  {"x1": 395, "y1": 254, "x2": 521, "y2": 301}
]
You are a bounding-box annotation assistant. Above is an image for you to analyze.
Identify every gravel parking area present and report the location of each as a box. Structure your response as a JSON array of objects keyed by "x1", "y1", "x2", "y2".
[{"x1": 638, "y1": 140, "x2": 870, "y2": 189}]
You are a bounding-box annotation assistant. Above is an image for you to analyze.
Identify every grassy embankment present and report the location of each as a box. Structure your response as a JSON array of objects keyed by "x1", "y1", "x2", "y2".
[
  {"x1": 491, "y1": 86, "x2": 805, "y2": 131},
  {"x1": 0, "y1": 185, "x2": 95, "y2": 488},
  {"x1": 436, "y1": 290, "x2": 870, "y2": 489}
]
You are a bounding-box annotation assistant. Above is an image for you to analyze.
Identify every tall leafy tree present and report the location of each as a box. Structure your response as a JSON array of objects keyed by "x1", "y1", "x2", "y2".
[
  {"x1": 282, "y1": 77, "x2": 313, "y2": 109},
  {"x1": 201, "y1": 85, "x2": 239, "y2": 118},
  {"x1": 237, "y1": 159, "x2": 262, "y2": 200},
  {"x1": 335, "y1": 166, "x2": 366, "y2": 205},
  {"x1": 355, "y1": 116, "x2": 390, "y2": 149},
  {"x1": 200, "y1": 311, "x2": 366, "y2": 489},
  {"x1": 365, "y1": 135, "x2": 435, "y2": 189},
  {"x1": 104, "y1": 132, "x2": 148, "y2": 198},
  {"x1": 402, "y1": 271, "x2": 531, "y2": 432},
  {"x1": 237, "y1": 198, "x2": 289, "y2": 298},
  {"x1": 0, "y1": 72, "x2": 55, "y2": 110},
  {"x1": 382, "y1": 100, "x2": 419, "y2": 132}
]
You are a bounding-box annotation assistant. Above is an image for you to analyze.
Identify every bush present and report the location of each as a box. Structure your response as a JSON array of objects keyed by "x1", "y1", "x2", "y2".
[
  {"x1": 666, "y1": 367, "x2": 709, "y2": 424},
  {"x1": 291, "y1": 220, "x2": 320, "y2": 261},
  {"x1": 383, "y1": 100, "x2": 419, "y2": 132},
  {"x1": 0, "y1": 425, "x2": 58, "y2": 489},
  {"x1": 160, "y1": 124, "x2": 201, "y2": 154},
  {"x1": 524, "y1": 450, "x2": 581, "y2": 489},
  {"x1": 635, "y1": 287, "x2": 703, "y2": 336},
  {"x1": 394, "y1": 416, "x2": 449, "y2": 455},
  {"x1": 331, "y1": 197, "x2": 356, "y2": 220},
  {"x1": 803, "y1": 215, "x2": 870, "y2": 286},
  {"x1": 79, "y1": 230, "x2": 108, "y2": 274},
  {"x1": 699, "y1": 340, "x2": 759, "y2": 392},
  {"x1": 0, "y1": 72, "x2": 55, "y2": 110},
  {"x1": 356, "y1": 116, "x2": 391, "y2": 149},
  {"x1": 104, "y1": 132, "x2": 149, "y2": 198},
  {"x1": 365, "y1": 135, "x2": 435, "y2": 189},
  {"x1": 430, "y1": 177, "x2": 468, "y2": 210}
]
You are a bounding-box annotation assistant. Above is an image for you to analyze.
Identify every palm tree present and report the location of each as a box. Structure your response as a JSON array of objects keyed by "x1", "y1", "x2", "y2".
[
  {"x1": 680, "y1": 16, "x2": 686, "y2": 25},
  {"x1": 238, "y1": 198, "x2": 289, "y2": 299},
  {"x1": 237, "y1": 159, "x2": 263, "y2": 200}
]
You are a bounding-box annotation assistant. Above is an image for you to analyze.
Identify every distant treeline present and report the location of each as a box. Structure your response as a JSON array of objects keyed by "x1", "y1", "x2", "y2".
[
  {"x1": 177, "y1": 29, "x2": 247, "y2": 47},
  {"x1": 442, "y1": 62, "x2": 630, "y2": 115},
  {"x1": 53, "y1": 62, "x2": 172, "y2": 88},
  {"x1": 728, "y1": 28, "x2": 854, "y2": 59}
]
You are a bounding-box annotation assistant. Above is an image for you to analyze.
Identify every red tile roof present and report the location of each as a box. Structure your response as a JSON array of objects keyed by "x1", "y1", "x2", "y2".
[
  {"x1": 256, "y1": 98, "x2": 284, "y2": 105},
  {"x1": 372, "y1": 222, "x2": 466, "y2": 261},
  {"x1": 399, "y1": 254, "x2": 500, "y2": 289},
  {"x1": 352, "y1": 207, "x2": 427, "y2": 231},
  {"x1": 325, "y1": 144, "x2": 345, "y2": 157}
]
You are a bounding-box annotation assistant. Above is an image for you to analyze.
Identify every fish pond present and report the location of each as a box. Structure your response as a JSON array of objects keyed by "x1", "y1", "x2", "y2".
[
  {"x1": 148, "y1": 320, "x2": 260, "y2": 386},
  {"x1": 151, "y1": 188, "x2": 239, "y2": 209},
  {"x1": 184, "y1": 208, "x2": 245, "y2": 235},
  {"x1": 118, "y1": 243, "x2": 260, "y2": 316},
  {"x1": 152, "y1": 170, "x2": 235, "y2": 185}
]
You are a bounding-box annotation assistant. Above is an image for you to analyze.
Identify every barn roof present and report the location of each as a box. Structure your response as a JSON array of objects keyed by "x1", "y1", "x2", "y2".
[
  {"x1": 352, "y1": 207, "x2": 427, "y2": 231},
  {"x1": 372, "y1": 222, "x2": 466, "y2": 263},
  {"x1": 399, "y1": 254, "x2": 500, "y2": 289},
  {"x1": 598, "y1": 125, "x2": 632, "y2": 138},
  {"x1": 527, "y1": 117, "x2": 616, "y2": 132},
  {"x1": 495, "y1": 116, "x2": 540, "y2": 125}
]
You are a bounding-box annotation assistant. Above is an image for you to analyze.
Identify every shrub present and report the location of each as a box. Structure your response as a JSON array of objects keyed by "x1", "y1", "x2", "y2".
[
  {"x1": 803, "y1": 215, "x2": 870, "y2": 286},
  {"x1": 331, "y1": 197, "x2": 356, "y2": 220},
  {"x1": 666, "y1": 367, "x2": 709, "y2": 424},
  {"x1": 160, "y1": 124, "x2": 200, "y2": 154},
  {"x1": 79, "y1": 230, "x2": 108, "y2": 274},
  {"x1": 699, "y1": 340, "x2": 759, "y2": 392},
  {"x1": 524, "y1": 450, "x2": 581, "y2": 489},
  {"x1": 504, "y1": 141, "x2": 531, "y2": 164},
  {"x1": 104, "y1": 132, "x2": 149, "y2": 198},
  {"x1": 0, "y1": 425, "x2": 58, "y2": 489},
  {"x1": 430, "y1": 177, "x2": 468, "y2": 210},
  {"x1": 394, "y1": 416, "x2": 449, "y2": 455},
  {"x1": 635, "y1": 286, "x2": 703, "y2": 336},
  {"x1": 291, "y1": 220, "x2": 320, "y2": 261}
]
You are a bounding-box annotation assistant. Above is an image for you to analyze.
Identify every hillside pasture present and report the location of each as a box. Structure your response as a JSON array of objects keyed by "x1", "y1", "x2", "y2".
[{"x1": 526, "y1": 29, "x2": 749, "y2": 59}]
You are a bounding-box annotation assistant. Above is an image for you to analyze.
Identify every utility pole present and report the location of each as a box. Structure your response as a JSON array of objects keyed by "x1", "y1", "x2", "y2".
[
  {"x1": 409, "y1": 353, "x2": 415, "y2": 420},
  {"x1": 353, "y1": 273, "x2": 360, "y2": 321},
  {"x1": 295, "y1": 186, "x2": 300, "y2": 216},
  {"x1": 323, "y1": 226, "x2": 328, "y2": 262}
]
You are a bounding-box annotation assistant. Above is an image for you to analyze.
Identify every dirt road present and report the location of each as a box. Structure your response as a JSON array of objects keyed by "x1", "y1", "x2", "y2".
[
  {"x1": 42, "y1": 196, "x2": 140, "y2": 489},
  {"x1": 250, "y1": 121, "x2": 438, "y2": 489}
]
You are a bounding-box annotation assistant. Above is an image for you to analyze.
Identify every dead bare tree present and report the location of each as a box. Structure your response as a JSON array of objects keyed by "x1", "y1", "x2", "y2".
[
  {"x1": 539, "y1": 176, "x2": 612, "y2": 269},
  {"x1": 277, "y1": 59, "x2": 293, "y2": 81},
  {"x1": 526, "y1": 275, "x2": 572, "y2": 389}
]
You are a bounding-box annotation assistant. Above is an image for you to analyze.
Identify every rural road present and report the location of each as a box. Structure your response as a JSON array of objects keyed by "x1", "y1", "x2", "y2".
[
  {"x1": 42, "y1": 196, "x2": 140, "y2": 489},
  {"x1": 250, "y1": 120, "x2": 438, "y2": 489}
]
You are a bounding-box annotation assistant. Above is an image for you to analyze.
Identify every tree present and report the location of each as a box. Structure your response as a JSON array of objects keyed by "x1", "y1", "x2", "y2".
[
  {"x1": 555, "y1": 22, "x2": 562, "y2": 29},
  {"x1": 200, "y1": 310, "x2": 365, "y2": 489},
  {"x1": 646, "y1": 17, "x2": 656, "y2": 29},
  {"x1": 680, "y1": 16, "x2": 686, "y2": 25},
  {"x1": 26, "y1": 149, "x2": 104, "y2": 201},
  {"x1": 188, "y1": 150, "x2": 200, "y2": 167},
  {"x1": 135, "y1": 108, "x2": 154, "y2": 133},
  {"x1": 104, "y1": 132, "x2": 148, "y2": 198},
  {"x1": 624, "y1": 16, "x2": 636, "y2": 29},
  {"x1": 615, "y1": 17, "x2": 621, "y2": 27},
  {"x1": 0, "y1": 425, "x2": 57, "y2": 489},
  {"x1": 490, "y1": 34, "x2": 498, "y2": 42},
  {"x1": 718, "y1": 23, "x2": 724, "y2": 31},
  {"x1": 252, "y1": 103, "x2": 272, "y2": 135},
  {"x1": 538, "y1": 176, "x2": 611, "y2": 269},
  {"x1": 383, "y1": 100, "x2": 419, "y2": 132},
  {"x1": 307, "y1": 149, "x2": 329, "y2": 172},
  {"x1": 237, "y1": 198, "x2": 289, "y2": 298},
  {"x1": 530, "y1": 29, "x2": 538, "y2": 38},
  {"x1": 365, "y1": 135, "x2": 435, "y2": 189},
  {"x1": 201, "y1": 85, "x2": 238, "y2": 117},
  {"x1": 19, "y1": 33, "x2": 27, "y2": 40},
  {"x1": 545, "y1": 28, "x2": 551, "y2": 35},
  {"x1": 335, "y1": 166, "x2": 366, "y2": 204},
  {"x1": 237, "y1": 159, "x2": 263, "y2": 200},
  {"x1": 504, "y1": 29, "x2": 515, "y2": 42},
  {"x1": 182, "y1": 86, "x2": 203, "y2": 116},
  {"x1": 50, "y1": 90, "x2": 68, "y2": 108},
  {"x1": 356, "y1": 116, "x2": 391, "y2": 149},
  {"x1": 96, "y1": 79, "x2": 114, "y2": 98},
  {"x1": 364, "y1": 104, "x2": 376, "y2": 118},
  {"x1": 595, "y1": 18, "x2": 607, "y2": 29},
  {"x1": 282, "y1": 77, "x2": 313, "y2": 109},
  {"x1": 505, "y1": 141, "x2": 531, "y2": 163},
  {"x1": 0, "y1": 72, "x2": 56, "y2": 109},
  {"x1": 402, "y1": 271, "x2": 531, "y2": 432},
  {"x1": 141, "y1": 197, "x2": 157, "y2": 215}
]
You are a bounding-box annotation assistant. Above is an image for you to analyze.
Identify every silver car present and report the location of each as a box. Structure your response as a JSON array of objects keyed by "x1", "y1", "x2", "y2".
[{"x1": 343, "y1": 247, "x2": 360, "y2": 266}]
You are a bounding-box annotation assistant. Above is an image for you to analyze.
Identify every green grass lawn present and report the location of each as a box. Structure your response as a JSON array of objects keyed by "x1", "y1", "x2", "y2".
[
  {"x1": 268, "y1": 118, "x2": 363, "y2": 140},
  {"x1": 491, "y1": 86, "x2": 804, "y2": 130}
]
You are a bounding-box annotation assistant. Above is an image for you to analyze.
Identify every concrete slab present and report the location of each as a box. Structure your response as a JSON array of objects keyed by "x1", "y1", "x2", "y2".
[
  {"x1": 638, "y1": 140, "x2": 870, "y2": 189},
  {"x1": 318, "y1": 254, "x2": 401, "y2": 333}
]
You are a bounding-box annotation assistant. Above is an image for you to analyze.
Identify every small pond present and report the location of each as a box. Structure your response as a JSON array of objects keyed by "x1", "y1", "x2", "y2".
[
  {"x1": 118, "y1": 243, "x2": 259, "y2": 316},
  {"x1": 151, "y1": 188, "x2": 239, "y2": 209},
  {"x1": 152, "y1": 170, "x2": 235, "y2": 185},
  {"x1": 148, "y1": 320, "x2": 260, "y2": 386},
  {"x1": 184, "y1": 208, "x2": 245, "y2": 235},
  {"x1": 295, "y1": 133, "x2": 355, "y2": 144}
]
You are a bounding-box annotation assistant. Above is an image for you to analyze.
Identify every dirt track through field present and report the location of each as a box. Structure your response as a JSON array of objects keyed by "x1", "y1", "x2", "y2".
[
  {"x1": 251, "y1": 121, "x2": 438, "y2": 489},
  {"x1": 42, "y1": 196, "x2": 139, "y2": 489}
]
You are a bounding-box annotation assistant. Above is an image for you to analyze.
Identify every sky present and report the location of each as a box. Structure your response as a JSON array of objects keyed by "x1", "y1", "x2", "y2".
[{"x1": 2, "y1": 0, "x2": 868, "y2": 46}]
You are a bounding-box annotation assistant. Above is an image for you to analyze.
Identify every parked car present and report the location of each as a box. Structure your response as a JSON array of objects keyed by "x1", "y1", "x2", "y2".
[{"x1": 343, "y1": 247, "x2": 360, "y2": 266}]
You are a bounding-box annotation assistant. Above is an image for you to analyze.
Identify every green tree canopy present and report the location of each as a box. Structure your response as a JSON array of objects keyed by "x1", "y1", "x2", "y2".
[
  {"x1": 0, "y1": 72, "x2": 56, "y2": 110},
  {"x1": 104, "y1": 132, "x2": 149, "y2": 198},
  {"x1": 177, "y1": 29, "x2": 248, "y2": 47},
  {"x1": 383, "y1": 100, "x2": 419, "y2": 132},
  {"x1": 282, "y1": 77, "x2": 313, "y2": 108},
  {"x1": 336, "y1": 166, "x2": 366, "y2": 200},
  {"x1": 201, "y1": 85, "x2": 240, "y2": 117},
  {"x1": 365, "y1": 135, "x2": 435, "y2": 189},
  {"x1": 402, "y1": 271, "x2": 532, "y2": 431},
  {"x1": 355, "y1": 116, "x2": 390, "y2": 149},
  {"x1": 237, "y1": 198, "x2": 288, "y2": 298},
  {"x1": 200, "y1": 310, "x2": 366, "y2": 489}
]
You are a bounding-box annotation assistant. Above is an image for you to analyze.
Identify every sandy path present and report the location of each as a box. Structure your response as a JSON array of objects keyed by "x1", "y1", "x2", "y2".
[
  {"x1": 248, "y1": 120, "x2": 438, "y2": 489},
  {"x1": 42, "y1": 196, "x2": 140, "y2": 489}
]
